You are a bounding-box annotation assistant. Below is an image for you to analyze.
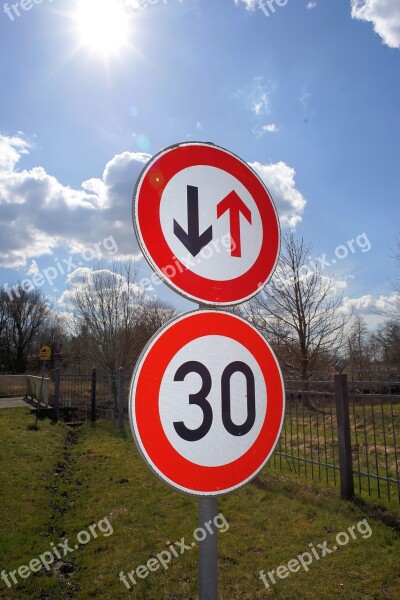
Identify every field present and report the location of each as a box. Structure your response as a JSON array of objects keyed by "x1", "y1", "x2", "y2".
[
  {"x1": 0, "y1": 407, "x2": 399, "y2": 600},
  {"x1": 274, "y1": 395, "x2": 400, "y2": 503}
]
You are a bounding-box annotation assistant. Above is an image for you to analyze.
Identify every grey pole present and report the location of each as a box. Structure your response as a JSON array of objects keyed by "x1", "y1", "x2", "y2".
[
  {"x1": 335, "y1": 373, "x2": 354, "y2": 500},
  {"x1": 198, "y1": 496, "x2": 218, "y2": 600},
  {"x1": 54, "y1": 367, "x2": 60, "y2": 422},
  {"x1": 91, "y1": 368, "x2": 97, "y2": 423},
  {"x1": 118, "y1": 367, "x2": 125, "y2": 428},
  {"x1": 197, "y1": 303, "x2": 218, "y2": 600},
  {"x1": 38, "y1": 360, "x2": 46, "y2": 416}
]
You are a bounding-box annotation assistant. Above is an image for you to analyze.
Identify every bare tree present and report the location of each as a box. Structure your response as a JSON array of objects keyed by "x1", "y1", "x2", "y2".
[
  {"x1": 2, "y1": 287, "x2": 49, "y2": 373},
  {"x1": 0, "y1": 291, "x2": 8, "y2": 371},
  {"x1": 347, "y1": 314, "x2": 371, "y2": 370},
  {"x1": 244, "y1": 232, "x2": 350, "y2": 378},
  {"x1": 136, "y1": 298, "x2": 176, "y2": 346},
  {"x1": 37, "y1": 311, "x2": 69, "y2": 369},
  {"x1": 69, "y1": 263, "x2": 176, "y2": 408},
  {"x1": 371, "y1": 320, "x2": 400, "y2": 365},
  {"x1": 70, "y1": 263, "x2": 142, "y2": 373}
]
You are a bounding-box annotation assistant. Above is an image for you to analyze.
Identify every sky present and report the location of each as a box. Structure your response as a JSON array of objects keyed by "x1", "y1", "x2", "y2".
[{"x1": 0, "y1": 0, "x2": 399, "y2": 329}]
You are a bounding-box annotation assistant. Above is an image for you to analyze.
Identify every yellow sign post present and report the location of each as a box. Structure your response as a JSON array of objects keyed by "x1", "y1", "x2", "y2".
[{"x1": 37, "y1": 346, "x2": 51, "y2": 415}]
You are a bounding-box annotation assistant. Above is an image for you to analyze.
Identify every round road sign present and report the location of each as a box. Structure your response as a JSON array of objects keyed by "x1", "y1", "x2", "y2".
[
  {"x1": 39, "y1": 346, "x2": 51, "y2": 361},
  {"x1": 129, "y1": 310, "x2": 285, "y2": 496},
  {"x1": 133, "y1": 142, "x2": 280, "y2": 306}
]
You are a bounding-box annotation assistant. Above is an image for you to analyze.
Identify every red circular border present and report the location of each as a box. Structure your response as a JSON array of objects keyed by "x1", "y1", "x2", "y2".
[
  {"x1": 134, "y1": 143, "x2": 280, "y2": 305},
  {"x1": 130, "y1": 311, "x2": 285, "y2": 495}
]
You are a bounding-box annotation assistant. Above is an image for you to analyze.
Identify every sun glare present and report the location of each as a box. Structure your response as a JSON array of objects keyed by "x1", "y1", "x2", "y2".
[{"x1": 75, "y1": 0, "x2": 130, "y2": 56}]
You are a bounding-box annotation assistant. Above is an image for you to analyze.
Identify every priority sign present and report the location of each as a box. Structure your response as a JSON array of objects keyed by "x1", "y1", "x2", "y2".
[
  {"x1": 129, "y1": 310, "x2": 285, "y2": 496},
  {"x1": 133, "y1": 142, "x2": 280, "y2": 306}
]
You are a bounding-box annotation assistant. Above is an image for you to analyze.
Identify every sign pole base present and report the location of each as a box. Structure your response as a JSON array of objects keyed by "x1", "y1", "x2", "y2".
[
  {"x1": 38, "y1": 360, "x2": 46, "y2": 416},
  {"x1": 198, "y1": 497, "x2": 218, "y2": 600}
]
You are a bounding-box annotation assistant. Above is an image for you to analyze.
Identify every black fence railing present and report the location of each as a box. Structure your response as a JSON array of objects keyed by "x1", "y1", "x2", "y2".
[
  {"x1": 273, "y1": 374, "x2": 400, "y2": 504},
  {"x1": 53, "y1": 369, "x2": 125, "y2": 424},
  {"x1": 1, "y1": 369, "x2": 399, "y2": 504}
]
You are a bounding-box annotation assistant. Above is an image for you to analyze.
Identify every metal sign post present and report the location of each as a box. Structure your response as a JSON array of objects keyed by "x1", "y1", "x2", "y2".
[
  {"x1": 38, "y1": 346, "x2": 51, "y2": 414},
  {"x1": 198, "y1": 300, "x2": 217, "y2": 600},
  {"x1": 199, "y1": 497, "x2": 218, "y2": 600},
  {"x1": 130, "y1": 141, "x2": 283, "y2": 600},
  {"x1": 37, "y1": 361, "x2": 46, "y2": 416}
]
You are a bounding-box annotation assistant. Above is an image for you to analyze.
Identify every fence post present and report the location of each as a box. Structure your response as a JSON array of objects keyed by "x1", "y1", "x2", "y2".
[
  {"x1": 334, "y1": 373, "x2": 354, "y2": 500},
  {"x1": 54, "y1": 368, "x2": 60, "y2": 422},
  {"x1": 91, "y1": 368, "x2": 97, "y2": 423},
  {"x1": 118, "y1": 367, "x2": 125, "y2": 429},
  {"x1": 111, "y1": 373, "x2": 118, "y2": 416}
]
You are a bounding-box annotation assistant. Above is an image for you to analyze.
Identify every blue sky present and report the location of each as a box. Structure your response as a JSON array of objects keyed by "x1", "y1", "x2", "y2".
[{"x1": 0, "y1": 0, "x2": 399, "y2": 327}]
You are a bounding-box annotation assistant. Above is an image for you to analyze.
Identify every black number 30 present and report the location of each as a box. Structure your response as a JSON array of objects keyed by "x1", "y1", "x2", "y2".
[{"x1": 173, "y1": 360, "x2": 256, "y2": 442}]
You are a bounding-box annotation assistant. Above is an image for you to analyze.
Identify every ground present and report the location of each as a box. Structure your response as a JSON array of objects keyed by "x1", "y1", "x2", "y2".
[{"x1": 0, "y1": 408, "x2": 399, "y2": 599}]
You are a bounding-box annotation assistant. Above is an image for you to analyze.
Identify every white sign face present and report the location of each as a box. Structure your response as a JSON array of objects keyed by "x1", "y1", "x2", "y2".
[
  {"x1": 158, "y1": 335, "x2": 267, "y2": 467},
  {"x1": 133, "y1": 142, "x2": 280, "y2": 305},
  {"x1": 160, "y1": 166, "x2": 263, "y2": 281},
  {"x1": 129, "y1": 310, "x2": 285, "y2": 496}
]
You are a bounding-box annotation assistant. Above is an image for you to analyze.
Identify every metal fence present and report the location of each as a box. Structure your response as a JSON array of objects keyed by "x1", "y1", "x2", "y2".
[
  {"x1": 1, "y1": 368, "x2": 399, "y2": 504},
  {"x1": 53, "y1": 369, "x2": 124, "y2": 424},
  {"x1": 273, "y1": 373, "x2": 400, "y2": 504},
  {"x1": 0, "y1": 374, "x2": 27, "y2": 398},
  {"x1": 52, "y1": 367, "x2": 399, "y2": 504}
]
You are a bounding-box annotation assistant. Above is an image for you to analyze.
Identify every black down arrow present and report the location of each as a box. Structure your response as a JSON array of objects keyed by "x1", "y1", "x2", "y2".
[{"x1": 173, "y1": 185, "x2": 213, "y2": 256}]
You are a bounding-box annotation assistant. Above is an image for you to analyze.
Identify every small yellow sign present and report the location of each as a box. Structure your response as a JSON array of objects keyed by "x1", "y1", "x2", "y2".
[{"x1": 39, "y1": 345, "x2": 51, "y2": 361}]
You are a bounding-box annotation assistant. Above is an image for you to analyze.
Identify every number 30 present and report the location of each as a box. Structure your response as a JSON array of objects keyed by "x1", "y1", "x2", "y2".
[{"x1": 173, "y1": 360, "x2": 256, "y2": 442}]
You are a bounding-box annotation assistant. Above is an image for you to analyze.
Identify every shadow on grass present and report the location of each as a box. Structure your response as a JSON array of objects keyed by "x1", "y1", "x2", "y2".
[
  {"x1": 251, "y1": 472, "x2": 322, "y2": 500},
  {"x1": 352, "y1": 496, "x2": 400, "y2": 533},
  {"x1": 253, "y1": 470, "x2": 400, "y2": 533},
  {"x1": 118, "y1": 428, "x2": 129, "y2": 440}
]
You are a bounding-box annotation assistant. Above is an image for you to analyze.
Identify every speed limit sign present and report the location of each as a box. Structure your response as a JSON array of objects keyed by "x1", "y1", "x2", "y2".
[{"x1": 129, "y1": 310, "x2": 285, "y2": 496}]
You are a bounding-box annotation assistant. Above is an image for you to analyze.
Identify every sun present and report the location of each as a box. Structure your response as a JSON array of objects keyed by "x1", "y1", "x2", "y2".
[{"x1": 74, "y1": 0, "x2": 130, "y2": 56}]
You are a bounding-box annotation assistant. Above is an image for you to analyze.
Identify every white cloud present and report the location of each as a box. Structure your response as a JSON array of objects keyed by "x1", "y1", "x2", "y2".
[
  {"x1": 236, "y1": 76, "x2": 274, "y2": 117},
  {"x1": 234, "y1": 0, "x2": 258, "y2": 10},
  {"x1": 196, "y1": 121, "x2": 202, "y2": 130},
  {"x1": 264, "y1": 124, "x2": 279, "y2": 132},
  {"x1": 0, "y1": 134, "x2": 307, "y2": 271},
  {"x1": 249, "y1": 161, "x2": 307, "y2": 228},
  {"x1": 0, "y1": 134, "x2": 150, "y2": 268},
  {"x1": 306, "y1": 1, "x2": 317, "y2": 9},
  {"x1": 270, "y1": 266, "x2": 348, "y2": 296},
  {"x1": 58, "y1": 266, "x2": 143, "y2": 309},
  {"x1": 253, "y1": 123, "x2": 279, "y2": 136},
  {"x1": 300, "y1": 87, "x2": 311, "y2": 108},
  {"x1": 341, "y1": 293, "x2": 400, "y2": 315},
  {"x1": 0, "y1": 134, "x2": 30, "y2": 173},
  {"x1": 331, "y1": 277, "x2": 349, "y2": 293},
  {"x1": 26, "y1": 260, "x2": 39, "y2": 276},
  {"x1": 351, "y1": 0, "x2": 400, "y2": 49}
]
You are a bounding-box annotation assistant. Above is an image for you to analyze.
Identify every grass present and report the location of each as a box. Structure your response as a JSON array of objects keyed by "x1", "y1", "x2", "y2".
[
  {"x1": 0, "y1": 408, "x2": 399, "y2": 599},
  {"x1": 274, "y1": 398, "x2": 400, "y2": 504}
]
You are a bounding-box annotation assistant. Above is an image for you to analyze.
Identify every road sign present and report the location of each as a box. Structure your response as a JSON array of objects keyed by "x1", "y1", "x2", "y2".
[
  {"x1": 129, "y1": 310, "x2": 285, "y2": 496},
  {"x1": 133, "y1": 142, "x2": 280, "y2": 305},
  {"x1": 39, "y1": 346, "x2": 51, "y2": 361}
]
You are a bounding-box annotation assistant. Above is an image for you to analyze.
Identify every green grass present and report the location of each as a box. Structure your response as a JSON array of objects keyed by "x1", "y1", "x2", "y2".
[
  {"x1": 275, "y1": 399, "x2": 400, "y2": 504},
  {"x1": 0, "y1": 408, "x2": 399, "y2": 599}
]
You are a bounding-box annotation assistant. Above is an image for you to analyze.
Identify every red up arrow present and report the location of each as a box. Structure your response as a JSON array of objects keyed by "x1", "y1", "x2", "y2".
[{"x1": 217, "y1": 191, "x2": 252, "y2": 258}]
